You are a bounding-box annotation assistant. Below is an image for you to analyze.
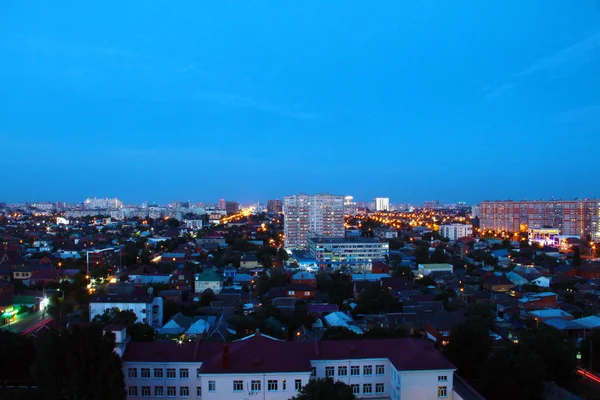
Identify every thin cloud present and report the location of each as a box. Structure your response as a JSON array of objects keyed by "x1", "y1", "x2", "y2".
[
  {"x1": 194, "y1": 91, "x2": 320, "y2": 121},
  {"x1": 478, "y1": 82, "x2": 515, "y2": 98},
  {"x1": 514, "y1": 30, "x2": 600, "y2": 78},
  {"x1": 553, "y1": 104, "x2": 600, "y2": 123},
  {"x1": 480, "y1": 29, "x2": 600, "y2": 98}
]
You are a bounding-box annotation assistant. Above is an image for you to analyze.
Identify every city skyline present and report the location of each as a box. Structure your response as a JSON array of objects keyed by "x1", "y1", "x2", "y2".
[{"x1": 1, "y1": 1, "x2": 600, "y2": 203}]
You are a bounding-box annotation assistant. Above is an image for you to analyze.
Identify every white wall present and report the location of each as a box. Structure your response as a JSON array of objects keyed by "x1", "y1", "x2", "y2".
[
  {"x1": 312, "y1": 358, "x2": 391, "y2": 398},
  {"x1": 397, "y1": 370, "x2": 453, "y2": 400},
  {"x1": 90, "y1": 296, "x2": 163, "y2": 327},
  {"x1": 201, "y1": 372, "x2": 310, "y2": 400}
]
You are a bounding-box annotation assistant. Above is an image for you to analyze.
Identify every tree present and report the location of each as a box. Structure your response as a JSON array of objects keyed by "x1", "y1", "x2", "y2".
[
  {"x1": 163, "y1": 300, "x2": 183, "y2": 323},
  {"x1": 33, "y1": 325, "x2": 126, "y2": 400},
  {"x1": 0, "y1": 331, "x2": 35, "y2": 384},
  {"x1": 354, "y1": 283, "x2": 403, "y2": 315},
  {"x1": 92, "y1": 307, "x2": 138, "y2": 326},
  {"x1": 445, "y1": 319, "x2": 492, "y2": 379},
  {"x1": 167, "y1": 218, "x2": 180, "y2": 228},
  {"x1": 200, "y1": 288, "x2": 217, "y2": 307},
  {"x1": 520, "y1": 325, "x2": 576, "y2": 385},
  {"x1": 291, "y1": 377, "x2": 355, "y2": 400},
  {"x1": 573, "y1": 247, "x2": 582, "y2": 266},
  {"x1": 128, "y1": 323, "x2": 156, "y2": 342},
  {"x1": 316, "y1": 271, "x2": 353, "y2": 306},
  {"x1": 465, "y1": 303, "x2": 494, "y2": 329},
  {"x1": 478, "y1": 344, "x2": 545, "y2": 400},
  {"x1": 321, "y1": 327, "x2": 362, "y2": 341}
]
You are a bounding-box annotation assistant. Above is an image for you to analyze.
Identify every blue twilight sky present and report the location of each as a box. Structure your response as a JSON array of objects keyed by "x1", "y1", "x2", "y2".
[{"x1": 1, "y1": 1, "x2": 600, "y2": 205}]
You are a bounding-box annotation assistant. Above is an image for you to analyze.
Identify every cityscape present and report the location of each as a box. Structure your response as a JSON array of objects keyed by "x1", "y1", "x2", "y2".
[
  {"x1": 1, "y1": 194, "x2": 600, "y2": 400},
  {"x1": 2, "y1": 1, "x2": 600, "y2": 400}
]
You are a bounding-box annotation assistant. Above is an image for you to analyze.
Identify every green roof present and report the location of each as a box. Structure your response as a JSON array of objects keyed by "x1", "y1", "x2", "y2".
[{"x1": 195, "y1": 269, "x2": 222, "y2": 282}]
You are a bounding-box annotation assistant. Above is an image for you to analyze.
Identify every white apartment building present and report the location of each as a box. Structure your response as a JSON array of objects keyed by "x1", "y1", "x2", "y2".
[
  {"x1": 283, "y1": 194, "x2": 345, "y2": 249},
  {"x1": 90, "y1": 292, "x2": 164, "y2": 328},
  {"x1": 438, "y1": 224, "x2": 473, "y2": 241},
  {"x1": 121, "y1": 331, "x2": 456, "y2": 400},
  {"x1": 375, "y1": 198, "x2": 390, "y2": 212},
  {"x1": 307, "y1": 237, "x2": 389, "y2": 270}
]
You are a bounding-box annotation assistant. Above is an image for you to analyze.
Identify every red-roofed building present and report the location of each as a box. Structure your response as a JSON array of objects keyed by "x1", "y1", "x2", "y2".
[{"x1": 121, "y1": 332, "x2": 456, "y2": 400}]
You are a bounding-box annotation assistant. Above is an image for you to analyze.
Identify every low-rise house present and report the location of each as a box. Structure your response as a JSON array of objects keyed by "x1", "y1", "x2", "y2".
[
  {"x1": 160, "y1": 253, "x2": 187, "y2": 264},
  {"x1": 240, "y1": 254, "x2": 260, "y2": 269},
  {"x1": 291, "y1": 271, "x2": 316, "y2": 288},
  {"x1": 323, "y1": 311, "x2": 364, "y2": 334},
  {"x1": 194, "y1": 268, "x2": 223, "y2": 294},
  {"x1": 158, "y1": 312, "x2": 215, "y2": 339},
  {"x1": 482, "y1": 274, "x2": 514, "y2": 293},
  {"x1": 527, "y1": 309, "x2": 573, "y2": 322},
  {"x1": 531, "y1": 276, "x2": 551, "y2": 287},
  {"x1": 169, "y1": 271, "x2": 194, "y2": 294},
  {"x1": 518, "y1": 292, "x2": 558, "y2": 311},
  {"x1": 222, "y1": 266, "x2": 237, "y2": 279},
  {"x1": 418, "y1": 263, "x2": 453, "y2": 277},
  {"x1": 577, "y1": 263, "x2": 600, "y2": 280},
  {"x1": 425, "y1": 312, "x2": 465, "y2": 346}
]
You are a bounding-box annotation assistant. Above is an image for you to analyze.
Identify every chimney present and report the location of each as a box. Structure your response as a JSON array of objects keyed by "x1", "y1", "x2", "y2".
[
  {"x1": 313, "y1": 338, "x2": 320, "y2": 357},
  {"x1": 222, "y1": 344, "x2": 230, "y2": 370}
]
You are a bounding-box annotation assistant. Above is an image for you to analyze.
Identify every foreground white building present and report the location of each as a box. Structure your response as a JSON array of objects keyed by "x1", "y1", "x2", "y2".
[
  {"x1": 121, "y1": 331, "x2": 457, "y2": 400},
  {"x1": 307, "y1": 237, "x2": 389, "y2": 270}
]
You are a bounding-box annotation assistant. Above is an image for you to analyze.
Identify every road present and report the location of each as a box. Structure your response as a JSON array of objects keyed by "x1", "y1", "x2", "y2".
[{"x1": 0, "y1": 310, "x2": 50, "y2": 334}]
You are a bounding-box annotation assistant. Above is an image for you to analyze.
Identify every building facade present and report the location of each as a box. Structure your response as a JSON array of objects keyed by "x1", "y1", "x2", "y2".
[
  {"x1": 90, "y1": 293, "x2": 164, "y2": 327},
  {"x1": 307, "y1": 237, "x2": 389, "y2": 270},
  {"x1": 266, "y1": 199, "x2": 283, "y2": 214},
  {"x1": 438, "y1": 224, "x2": 473, "y2": 241},
  {"x1": 479, "y1": 199, "x2": 600, "y2": 239},
  {"x1": 283, "y1": 194, "x2": 345, "y2": 249},
  {"x1": 375, "y1": 198, "x2": 390, "y2": 212},
  {"x1": 121, "y1": 333, "x2": 456, "y2": 400},
  {"x1": 225, "y1": 202, "x2": 240, "y2": 215}
]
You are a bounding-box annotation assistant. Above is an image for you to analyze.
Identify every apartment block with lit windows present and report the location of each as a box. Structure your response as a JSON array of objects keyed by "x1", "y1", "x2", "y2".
[
  {"x1": 479, "y1": 199, "x2": 600, "y2": 240},
  {"x1": 283, "y1": 194, "x2": 345, "y2": 249}
]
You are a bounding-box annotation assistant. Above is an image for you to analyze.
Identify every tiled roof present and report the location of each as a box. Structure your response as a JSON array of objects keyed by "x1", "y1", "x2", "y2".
[{"x1": 123, "y1": 333, "x2": 455, "y2": 373}]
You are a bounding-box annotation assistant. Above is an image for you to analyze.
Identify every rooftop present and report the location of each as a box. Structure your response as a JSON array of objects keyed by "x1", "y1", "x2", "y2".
[{"x1": 123, "y1": 333, "x2": 455, "y2": 373}]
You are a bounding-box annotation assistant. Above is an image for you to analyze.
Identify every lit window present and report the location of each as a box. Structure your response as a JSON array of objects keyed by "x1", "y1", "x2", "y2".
[
  {"x1": 351, "y1": 366, "x2": 360, "y2": 376},
  {"x1": 363, "y1": 383, "x2": 372, "y2": 394},
  {"x1": 154, "y1": 386, "x2": 164, "y2": 397},
  {"x1": 251, "y1": 380, "x2": 262, "y2": 392},
  {"x1": 338, "y1": 366, "x2": 347, "y2": 376},
  {"x1": 180, "y1": 386, "x2": 189, "y2": 397},
  {"x1": 363, "y1": 365, "x2": 372, "y2": 376},
  {"x1": 351, "y1": 384, "x2": 360, "y2": 394},
  {"x1": 233, "y1": 380, "x2": 244, "y2": 392},
  {"x1": 141, "y1": 368, "x2": 150, "y2": 378},
  {"x1": 438, "y1": 386, "x2": 448, "y2": 398},
  {"x1": 376, "y1": 383, "x2": 384, "y2": 393},
  {"x1": 325, "y1": 366, "x2": 334, "y2": 377},
  {"x1": 376, "y1": 365, "x2": 385, "y2": 375},
  {"x1": 128, "y1": 368, "x2": 138, "y2": 378},
  {"x1": 128, "y1": 387, "x2": 138, "y2": 396},
  {"x1": 179, "y1": 368, "x2": 189, "y2": 379},
  {"x1": 208, "y1": 381, "x2": 216, "y2": 392},
  {"x1": 141, "y1": 386, "x2": 151, "y2": 397},
  {"x1": 295, "y1": 379, "x2": 302, "y2": 391},
  {"x1": 268, "y1": 380, "x2": 278, "y2": 391}
]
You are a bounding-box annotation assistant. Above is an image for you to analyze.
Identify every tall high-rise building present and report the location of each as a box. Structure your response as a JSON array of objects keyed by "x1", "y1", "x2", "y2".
[
  {"x1": 479, "y1": 199, "x2": 600, "y2": 239},
  {"x1": 225, "y1": 201, "x2": 239, "y2": 215},
  {"x1": 266, "y1": 199, "x2": 283, "y2": 213},
  {"x1": 218, "y1": 199, "x2": 226, "y2": 210},
  {"x1": 283, "y1": 194, "x2": 345, "y2": 249},
  {"x1": 375, "y1": 197, "x2": 390, "y2": 212}
]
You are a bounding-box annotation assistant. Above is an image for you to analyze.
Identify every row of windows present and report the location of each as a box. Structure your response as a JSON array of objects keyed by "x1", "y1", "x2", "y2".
[
  {"x1": 349, "y1": 383, "x2": 385, "y2": 394},
  {"x1": 230, "y1": 379, "x2": 302, "y2": 392},
  {"x1": 128, "y1": 386, "x2": 196, "y2": 397},
  {"x1": 322, "y1": 364, "x2": 385, "y2": 377},
  {"x1": 128, "y1": 368, "x2": 195, "y2": 379}
]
